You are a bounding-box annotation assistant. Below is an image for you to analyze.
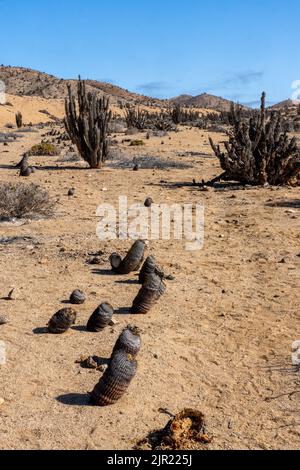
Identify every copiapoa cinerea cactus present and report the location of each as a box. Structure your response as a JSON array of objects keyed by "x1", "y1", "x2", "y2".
[
  {"x1": 87, "y1": 303, "x2": 114, "y2": 332},
  {"x1": 47, "y1": 308, "x2": 77, "y2": 334},
  {"x1": 131, "y1": 272, "x2": 166, "y2": 314},
  {"x1": 90, "y1": 350, "x2": 138, "y2": 406},
  {"x1": 90, "y1": 326, "x2": 141, "y2": 406},
  {"x1": 138, "y1": 256, "x2": 165, "y2": 285},
  {"x1": 64, "y1": 77, "x2": 112, "y2": 169},
  {"x1": 112, "y1": 325, "x2": 141, "y2": 358},
  {"x1": 70, "y1": 289, "x2": 86, "y2": 305},
  {"x1": 144, "y1": 197, "x2": 153, "y2": 207},
  {"x1": 110, "y1": 240, "x2": 146, "y2": 275},
  {"x1": 15, "y1": 112, "x2": 23, "y2": 129}
]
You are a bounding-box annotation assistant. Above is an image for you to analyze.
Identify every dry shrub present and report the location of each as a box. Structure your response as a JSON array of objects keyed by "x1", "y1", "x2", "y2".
[
  {"x1": 28, "y1": 142, "x2": 59, "y2": 156},
  {"x1": 129, "y1": 139, "x2": 145, "y2": 146},
  {"x1": 0, "y1": 182, "x2": 55, "y2": 220}
]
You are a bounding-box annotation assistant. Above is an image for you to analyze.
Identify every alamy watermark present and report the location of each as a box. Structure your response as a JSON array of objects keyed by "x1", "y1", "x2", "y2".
[
  {"x1": 291, "y1": 80, "x2": 300, "y2": 103},
  {"x1": 292, "y1": 340, "x2": 300, "y2": 367},
  {"x1": 96, "y1": 196, "x2": 204, "y2": 251},
  {"x1": 0, "y1": 341, "x2": 6, "y2": 365},
  {"x1": 0, "y1": 80, "x2": 5, "y2": 105}
]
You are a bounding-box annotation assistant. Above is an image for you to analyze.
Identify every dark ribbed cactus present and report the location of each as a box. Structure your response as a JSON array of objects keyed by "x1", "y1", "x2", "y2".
[
  {"x1": 48, "y1": 308, "x2": 77, "y2": 334},
  {"x1": 87, "y1": 303, "x2": 114, "y2": 332},
  {"x1": 131, "y1": 273, "x2": 166, "y2": 314},
  {"x1": 90, "y1": 350, "x2": 138, "y2": 406},
  {"x1": 70, "y1": 289, "x2": 86, "y2": 305},
  {"x1": 15, "y1": 112, "x2": 23, "y2": 129},
  {"x1": 18, "y1": 151, "x2": 35, "y2": 177},
  {"x1": 19, "y1": 164, "x2": 32, "y2": 177},
  {"x1": 139, "y1": 256, "x2": 164, "y2": 285},
  {"x1": 112, "y1": 325, "x2": 141, "y2": 357},
  {"x1": 209, "y1": 92, "x2": 300, "y2": 186},
  {"x1": 15, "y1": 153, "x2": 29, "y2": 169},
  {"x1": 64, "y1": 78, "x2": 112, "y2": 169},
  {"x1": 110, "y1": 240, "x2": 146, "y2": 275},
  {"x1": 144, "y1": 197, "x2": 153, "y2": 207}
]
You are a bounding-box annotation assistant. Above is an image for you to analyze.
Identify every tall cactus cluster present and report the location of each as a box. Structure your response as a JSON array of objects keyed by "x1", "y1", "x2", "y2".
[
  {"x1": 209, "y1": 92, "x2": 300, "y2": 186},
  {"x1": 15, "y1": 112, "x2": 23, "y2": 128},
  {"x1": 125, "y1": 105, "x2": 148, "y2": 130},
  {"x1": 169, "y1": 104, "x2": 200, "y2": 125},
  {"x1": 64, "y1": 78, "x2": 112, "y2": 169}
]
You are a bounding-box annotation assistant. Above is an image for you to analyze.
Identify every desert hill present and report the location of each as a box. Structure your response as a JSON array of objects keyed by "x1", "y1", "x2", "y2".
[
  {"x1": 270, "y1": 99, "x2": 300, "y2": 110},
  {"x1": 169, "y1": 92, "x2": 242, "y2": 112},
  {"x1": 0, "y1": 66, "x2": 160, "y2": 106}
]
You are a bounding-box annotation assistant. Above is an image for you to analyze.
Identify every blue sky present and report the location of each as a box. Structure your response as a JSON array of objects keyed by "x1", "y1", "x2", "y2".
[{"x1": 1, "y1": 0, "x2": 299, "y2": 105}]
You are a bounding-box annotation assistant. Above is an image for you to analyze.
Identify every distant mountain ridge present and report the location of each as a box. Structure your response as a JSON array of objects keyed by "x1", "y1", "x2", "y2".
[
  {"x1": 269, "y1": 99, "x2": 300, "y2": 110},
  {"x1": 0, "y1": 65, "x2": 292, "y2": 112},
  {"x1": 0, "y1": 66, "x2": 160, "y2": 106},
  {"x1": 168, "y1": 92, "x2": 242, "y2": 112}
]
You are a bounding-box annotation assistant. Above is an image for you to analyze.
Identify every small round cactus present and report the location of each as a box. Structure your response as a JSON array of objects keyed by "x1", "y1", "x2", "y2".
[
  {"x1": 70, "y1": 289, "x2": 86, "y2": 305},
  {"x1": 48, "y1": 308, "x2": 77, "y2": 334},
  {"x1": 87, "y1": 303, "x2": 114, "y2": 332},
  {"x1": 144, "y1": 197, "x2": 153, "y2": 207}
]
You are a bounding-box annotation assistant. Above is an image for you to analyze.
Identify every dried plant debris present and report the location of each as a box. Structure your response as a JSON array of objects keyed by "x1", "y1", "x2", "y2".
[
  {"x1": 76, "y1": 356, "x2": 108, "y2": 371},
  {"x1": 136, "y1": 409, "x2": 212, "y2": 450},
  {"x1": 0, "y1": 183, "x2": 55, "y2": 221}
]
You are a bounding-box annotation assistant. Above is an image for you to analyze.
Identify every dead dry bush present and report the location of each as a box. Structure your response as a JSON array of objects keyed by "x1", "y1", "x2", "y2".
[{"x1": 0, "y1": 182, "x2": 55, "y2": 220}]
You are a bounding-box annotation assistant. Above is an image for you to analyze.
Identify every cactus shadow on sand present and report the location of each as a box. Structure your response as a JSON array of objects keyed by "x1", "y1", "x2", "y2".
[
  {"x1": 56, "y1": 393, "x2": 91, "y2": 407},
  {"x1": 32, "y1": 327, "x2": 49, "y2": 335},
  {"x1": 71, "y1": 325, "x2": 88, "y2": 332},
  {"x1": 265, "y1": 199, "x2": 300, "y2": 209},
  {"x1": 114, "y1": 307, "x2": 132, "y2": 315},
  {"x1": 91, "y1": 268, "x2": 115, "y2": 276},
  {"x1": 114, "y1": 279, "x2": 139, "y2": 285}
]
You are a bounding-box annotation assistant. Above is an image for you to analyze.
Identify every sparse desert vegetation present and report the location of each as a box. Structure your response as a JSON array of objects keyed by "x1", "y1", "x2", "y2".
[
  {"x1": 0, "y1": 182, "x2": 55, "y2": 220},
  {"x1": 0, "y1": 24, "x2": 300, "y2": 453}
]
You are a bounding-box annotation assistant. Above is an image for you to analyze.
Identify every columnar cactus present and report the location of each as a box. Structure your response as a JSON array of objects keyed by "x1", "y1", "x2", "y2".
[
  {"x1": 90, "y1": 350, "x2": 138, "y2": 406},
  {"x1": 90, "y1": 326, "x2": 141, "y2": 406},
  {"x1": 110, "y1": 240, "x2": 146, "y2": 275},
  {"x1": 15, "y1": 112, "x2": 23, "y2": 128},
  {"x1": 64, "y1": 78, "x2": 112, "y2": 169},
  {"x1": 131, "y1": 272, "x2": 166, "y2": 314},
  {"x1": 125, "y1": 106, "x2": 148, "y2": 130}
]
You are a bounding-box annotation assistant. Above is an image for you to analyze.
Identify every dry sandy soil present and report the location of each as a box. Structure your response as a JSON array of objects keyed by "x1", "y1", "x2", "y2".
[{"x1": 0, "y1": 109, "x2": 299, "y2": 450}]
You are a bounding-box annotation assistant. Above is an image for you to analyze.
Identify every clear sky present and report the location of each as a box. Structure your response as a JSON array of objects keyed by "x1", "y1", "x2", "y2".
[{"x1": 1, "y1": 0, "x2": 299, "y2": 105}]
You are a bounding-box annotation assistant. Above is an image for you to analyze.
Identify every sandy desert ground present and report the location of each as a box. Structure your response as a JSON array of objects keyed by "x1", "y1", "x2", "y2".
[{"x1": 0, "y1": 102, "x2": 299, "y2": 450}]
